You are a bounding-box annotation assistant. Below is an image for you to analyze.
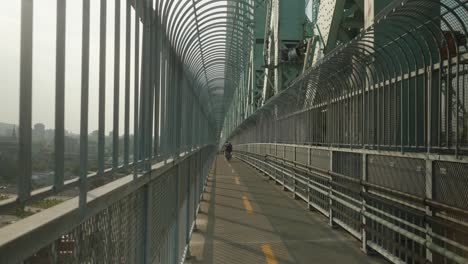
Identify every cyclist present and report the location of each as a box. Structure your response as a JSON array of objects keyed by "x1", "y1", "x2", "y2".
[{"x1": 223, "y1": 141, "x2": 233, "y2": 160}]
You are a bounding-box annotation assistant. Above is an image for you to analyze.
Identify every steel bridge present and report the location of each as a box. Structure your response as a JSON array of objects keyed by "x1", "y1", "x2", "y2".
[{"x1": 0, "y1": 0, "x2": 468, "y2": 263}]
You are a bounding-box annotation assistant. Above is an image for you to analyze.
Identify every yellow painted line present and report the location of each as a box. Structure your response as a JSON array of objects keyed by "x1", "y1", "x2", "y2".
[
  {"x1": 261, "y1": 244, "x2": 278, "y2": 264},
  {"x1": 242, "y1": 196, "x2": 253, "y2": 214},
  {"x1": 235, "y1": 176, "x2": 240, "y2": 185}
]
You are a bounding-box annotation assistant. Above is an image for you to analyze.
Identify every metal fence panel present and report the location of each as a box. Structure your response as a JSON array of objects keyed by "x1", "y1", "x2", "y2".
[{"x1": 368, "y1": 155, "x2": 426, "y2": 197}]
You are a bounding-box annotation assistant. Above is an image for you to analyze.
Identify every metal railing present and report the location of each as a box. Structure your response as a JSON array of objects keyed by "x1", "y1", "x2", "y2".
[
  {"x1": 0, "y1": 0, "x2": 255, "y2": 262},
  {"x1": 0, "y1": 145, "x2": 215, "y2": 264},
  {"x1": 3, "y1": 0, "x2": 219, "y2": 213},
  {"x1": 228, "y1": 0, "x2": 468, "y2": 155},
  {"x1": 235, "y1": 143, "x2": 468, "y2": 264},
  {"x1": 227, "y1": 1, "x2": 468, "y2": 263}
]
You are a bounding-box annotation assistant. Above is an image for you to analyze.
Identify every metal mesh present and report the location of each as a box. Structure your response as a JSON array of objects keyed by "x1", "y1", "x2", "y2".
[
  {"x1": 236, "y1": 143, "x2": 468, "y2": 263},
  {"x1": 367, "y1": 155, "x2": 426, "y2": 197},
  {"x1": 310, "y1": 148, "x2": 330, "y2": 170},
  {"x1": 366, "y1": 197, "x2": 426, "y2": 264},
  {"x1": 18, "y1": 149, "x2": 214, "y2": 264},
  {"x1": 296, "y1": 147, "x2": 309, "y2": 165},
  {"x1": 228, "y1": 0, "x2": 468, "y2": 154},
  {"x1": 225, "y1": 0, "x2": 468, "y2": 262},
  {"x1": 285, "y1": 145, "x2": 295, "y2": 161},
  {"x1": 434, "y1": 161, "x2": 468, "y2": 210},
  {"x1": 332, "y1": 151, "x2": 362, "y2": 179},
  {"x1": 25, "y1": 188, "x2": 145, "y2": 264}
]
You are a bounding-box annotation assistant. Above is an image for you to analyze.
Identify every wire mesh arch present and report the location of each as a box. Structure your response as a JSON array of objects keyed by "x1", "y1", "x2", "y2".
[{"x1": 228, "y1": 0, "x2": 468, "y2": 154}]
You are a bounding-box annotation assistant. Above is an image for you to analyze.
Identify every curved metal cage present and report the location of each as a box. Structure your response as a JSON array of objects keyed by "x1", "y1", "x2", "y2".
[
  {"x1": 157, "y1": 0, "x2": 255, "y2": 128},
  {"x1": 228, "y1": 0, "x2": 468, "y2": 155}
]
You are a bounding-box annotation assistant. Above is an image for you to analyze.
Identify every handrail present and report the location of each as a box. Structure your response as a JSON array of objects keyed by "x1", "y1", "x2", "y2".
[
  {"x1": 0, "y1": 145, "x2": 215, "y2": 264},
  {"x1": 235, "y1": 144, "x2": 468, "y2": 264}
]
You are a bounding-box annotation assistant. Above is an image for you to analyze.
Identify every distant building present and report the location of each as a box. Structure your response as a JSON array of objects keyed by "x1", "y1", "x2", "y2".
[
  {"x1": 33, "y1": 123, "x2": 46, "y2": 142},
  {"x1": 0, "y1": 126, "x2": 18, "y2": 158},
  {"x1": 89, "y1": 130, "x2": 99, "y2": 142},
  {"x1": 64, "y1": 136, "x2": 80, "y2": 157}
]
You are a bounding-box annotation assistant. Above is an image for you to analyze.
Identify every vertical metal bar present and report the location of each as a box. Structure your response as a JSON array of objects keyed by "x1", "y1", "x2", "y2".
[
  {"x1": 174, "y1": 164, "x2": 181, "y2": 264},
  {"x1": 153, "y1": 13, "x2": 160, "y2": 158},
  {"x1": 148, "y1": 17, "x2": 155, "y2": 160},
  {"x1": 141, "y1": 184, "x2": 150, "y2": 264},
  {"x1": 124, "y1": 0, "x2": 131, "y2": 166},
  {"x1": 329, "y1": 150, "x2": 334, "y2": 226},
  {"x1": 425, "y1": 159, "x2": 433, "y2": 262},
  {"x1": 307, "y1": 147, "x2": 312, "y2": 210},
  {"x1": 138, "y1": 19, "x2": 146, "y2": 164},
  {"x1": 185, "y1": 161, "x2": 192, "y2": 258},
  {"x1": 113, "y1": 0, "x2": 121, "y2": 169},
  {"x1": 80, "y1": 0, "x2": 91, "y2": 212},
  {"x1": 147, "y1": 2, "x2": 155, "y2": 161},
  {"x1": 142, "y1": 0, "x2": 153, "y2": 165},
  {"x1": 282, "y1": 145, "x2": 286, "y2": 190},
  {"x1": 134, "y1": 0, "x2": 140, "y2": 178},
  {"x1": 98, "y1": 0, "x2": 107, "y2": 175},
  {"x1": 160, "y1": 40, "x2": 166, "y2": 157},
  {"x1": 54, "y1": 0, "x2": 66, "y2": 191},
  {"x1": 18, "y1": 0, "x2": 34, "y2": 202},
  {"x1": 361, "y1": 153, "x2": 368, "y2": 254},
  {"x1": 293, "y1": 146, "x2": 297, "y2": 198}
]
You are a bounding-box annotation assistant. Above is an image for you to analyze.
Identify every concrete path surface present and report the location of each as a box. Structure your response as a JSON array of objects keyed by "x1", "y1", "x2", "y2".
[{"x1": 185, "y1": 155, "x2": 387, "y2": 264}]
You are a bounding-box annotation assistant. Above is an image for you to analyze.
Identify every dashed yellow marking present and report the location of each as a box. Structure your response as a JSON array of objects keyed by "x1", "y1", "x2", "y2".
[
  {"x1": 242, "y1": 196, "x2": 253, "y2": 214},
  {"x1": 235, "y1": 176, "x2": 240, "y2": 185},
  {"x1": 261, "y1": 244, "x2": 278, "y2": 264}
]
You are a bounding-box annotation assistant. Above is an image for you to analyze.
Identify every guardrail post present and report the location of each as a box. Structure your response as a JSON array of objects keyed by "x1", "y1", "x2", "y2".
[
  {"x1": 293, "y1": 146, "x2": 298, "y2": 199},
  {"x1": 307, "y1": 147, "x2": 313, "y2": 210},
  {"x1": 140, "y1": 183, "x2": 150, "y2": 264},
  {"x1": 361, "y1": 153, "x2": 368, "y2": 254},
  {"x1": 185, "y1": 162, "x2": 192, "y2": 259},
  {"x1": 425, "y1": 159, "x2": 433, "y2": 262},
  {"x1": 274, "y1": 144, "x2": 280, "y2": 184},
  {"x1": 282, "y1": 145, "x2": 287, "y2": 191},
  {"x1": 329, "y1": 150, "x2": 334, "y2": 227},
  {"x1": 173, "y1": 164, "x2": 180, "y2": 264}
]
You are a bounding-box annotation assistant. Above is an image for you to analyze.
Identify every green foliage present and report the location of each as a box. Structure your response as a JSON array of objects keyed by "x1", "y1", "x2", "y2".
[
  {"x1": 32, "y1": 160, "x2": 50, "y2": 171},
  {"x1": 0, "y1": 157, "x2": 18, "y2": 184},
  {"x1": 13, "y1": 208, "x2": 34, "y2": 218},
  {"x1": 32, "y1": 198, "x2": 63, "y2": 209}
]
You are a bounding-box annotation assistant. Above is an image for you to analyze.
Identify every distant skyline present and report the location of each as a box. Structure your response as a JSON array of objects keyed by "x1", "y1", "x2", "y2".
[{"x1": 0, "y1": 1, "x2": 139, "y2": 134}]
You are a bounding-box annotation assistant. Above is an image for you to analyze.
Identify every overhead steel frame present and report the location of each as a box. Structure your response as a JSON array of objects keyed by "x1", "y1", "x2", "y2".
[{"x1": 228, "y1": 0, "x2": 468, "y2": 263}]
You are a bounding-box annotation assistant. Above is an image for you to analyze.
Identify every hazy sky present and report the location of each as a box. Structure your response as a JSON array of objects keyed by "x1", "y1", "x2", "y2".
[
  {"x1": 0, "y1": 1, "x2": 230, "y2": 135},
  {"x1": 0, "y1": 0, "x2": 139, "y2": 134}
]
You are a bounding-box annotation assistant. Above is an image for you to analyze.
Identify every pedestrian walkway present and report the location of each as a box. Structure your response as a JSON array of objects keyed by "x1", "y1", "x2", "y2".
[{"x1": 185, "y1": 155, "x2": 386, "y2": 264}]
